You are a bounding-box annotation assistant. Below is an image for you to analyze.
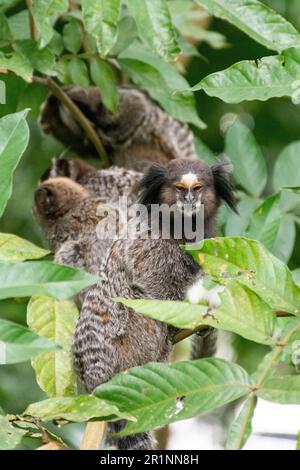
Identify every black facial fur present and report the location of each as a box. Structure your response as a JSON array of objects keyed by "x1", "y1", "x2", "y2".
[
  {"x1": 212, "y1": 162, "x2": 238, "y2": 213},
  {"x1": 139, "y1": 163, "x2": 167, "y2": 206}
]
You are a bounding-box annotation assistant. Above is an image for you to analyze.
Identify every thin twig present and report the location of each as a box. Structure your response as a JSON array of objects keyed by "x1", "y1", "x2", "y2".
[
  {"x1": 26, "y1": 0, "x2": 37, "y2": 41},
  {"x1": 80, "y1": 421, "x2": 107, "y2": 450},
  {"x1": 33, "y1": 76, "x2": 110, "y2": 167}
]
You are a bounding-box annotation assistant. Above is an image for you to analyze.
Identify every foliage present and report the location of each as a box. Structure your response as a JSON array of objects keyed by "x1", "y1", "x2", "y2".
[{"x1": 0, "y1": 0, "x2": 300, "y2": 451}]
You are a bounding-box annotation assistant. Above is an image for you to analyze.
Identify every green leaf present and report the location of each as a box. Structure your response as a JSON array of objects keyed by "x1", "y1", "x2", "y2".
[
  {"x1": 31, "y1": 0, "x2": 68, "y2": 48},
  {"x1": 110, "y1": 16, "x2": 138, "y2": 56},
  {"x1": 0, "y1": 110, "x2": 30, "y2": 217},
  {"x1": 62, "y1": 20, "x2": 82, "y2": 54},
  {"x1": 8, "y1": 10, "x2": 30, "y2": 41},
  {"x1": 116, "y1": 281, "x2": 276, "y2": 346},
  {"x1": 68, "y1": 58, "x2": 89, "y2": 91},
  {"x1": 0, "y1": 318, "x2": 58, "y2": 365},
  {"x1": 272, "y1": 214, "x2": 296, "y2": 264},
  {"x1": 195, "y1": 0, "x2": 300, "y2": 52},
  {"x1": 293, "y1": 269, "x2": 300, "y2": 287},
  {"x1": 257, "y1": 374, "x2": 300, "y2": 404},
  {"x1": 297, "y1": 431, "x2": 300, "y2": 450},
  {"x1": 90, "y1": 59, "x2": 119, "y2": 114},
  {"x1": 273, "y1": 141, "x2": 300, "y2": 211},
  {"x1": 27, "y1": 296, "x2": 79, "y2": 397},
  {"x1": 94, "y1": 358, "x2": 250, "y2": 436},
  {"x1": 185, "y1": 237, "x2": 300, "y2": 315},
  {"x1": 225, "y1": 120, "x2": 267, "y2": 197},
  {"x1": 245, "y1": 194, "x2": 281, "y2": 251},
  {"x1": 0, "y1": 261, "x2": 98, "y2": 300},
  {"x1": 0, "y1": 51, "x2": 32, "y2": 82},
  {"x1": 26, "y1": 395, "x2": 129, "y2": 422},
  {"x1": 127, "y1": 0, "x2": 180, "y2": 61},
  {"x1": 225, "y1": 197, "x2": 260, "y2": 237},
  {"x1": 13, "y1": 40, "x2": 56, "y2": 75},
  {"x1": 119, "y1": 41, "x2": 205, "y2": 129},
  {"x1": 226, "y1": 395, "x2": 257, "y2": 450},
  {"x1": 0, "y1": 12, "x2": 12, "y2": 42},
  {"x1": 191, "y1": 48, "x2": 300, "y2": 103},
  {"x1": 194, "y1": 136, "x2": 216, "y2": 165},
  {"x1": 0, "y1": 233, "x2": 50, "y2": 261},
  {"x1": 82, "y1": 0, "x2": 121, "y2": 57},
  {"x1": 0, "y1": 415, "x2": 26, "y2": 450}
]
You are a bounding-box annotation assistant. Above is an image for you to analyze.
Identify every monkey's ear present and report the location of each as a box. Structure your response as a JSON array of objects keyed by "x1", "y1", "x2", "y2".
[
  {"x1": 212, "y1": 162, "x2": 238, "y2": 213},
  {"x1": 139, "y1": 163, "x2": 167, "y2": 205}
]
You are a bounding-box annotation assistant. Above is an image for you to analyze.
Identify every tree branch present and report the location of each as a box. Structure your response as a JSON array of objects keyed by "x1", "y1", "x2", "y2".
[
  {"x1": 26, "y1": 0, "x2": 37, "y2": 41},
  {"x1": 80, "y1": 421, "x2": 107, "y2": 450},
  {"x1": 33, "y1": 76, "x2": 110, "y2": 167}
]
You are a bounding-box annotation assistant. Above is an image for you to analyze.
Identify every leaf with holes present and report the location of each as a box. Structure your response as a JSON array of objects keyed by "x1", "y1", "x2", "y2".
[
  {"x1": 27, "y1": 296, "x2": 79, "y2": 397},
  {"x1": 191, "y1": 48, "x2": 300, "y2": 103},
  {"x1": 116, "y1": 281, "x2": 276, "y2": 346},
  {"x1": 94, "y1": 358, "x2": 251, "y2": 436},
  {"x1": 0, "y1": 415, "x2": 26, "y2": 450},
  {"x1": 185, "y1": 237, "x2": 300, "y2": 315}
]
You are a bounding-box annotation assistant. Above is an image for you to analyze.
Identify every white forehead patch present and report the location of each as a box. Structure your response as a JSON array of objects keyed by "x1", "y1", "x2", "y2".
[{"x1": 180, "y1": 172, "x2": 198, "y2": 187}]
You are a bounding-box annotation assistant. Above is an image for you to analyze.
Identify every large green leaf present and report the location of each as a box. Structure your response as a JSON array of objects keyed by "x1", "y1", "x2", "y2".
[
  {"x1": 117, "y1": 282, "x2": 276, "y2": 346},
  {"x1": 226, "y1": 395, "x2": 257, "y2": 450},
  {"x1": 257, "y1": 374, "x2": 300, "y2": 404},
  {"x1": 90, "y1": 58, "x2": 119, "y2": 114},
  {"x1": 119, "y1": 41, "x2": 205, "y2": 129},
  {"x1": 0, "y1": 318, "x2": 58, "y2": 365},
  {"x1": 13, "y1": 40, "x2": 56, "y2": 75},
  {"x1": 68, "y1": 58, "x2": 89, "y2": 91},
  {"x1": 245, "y1": 194, "x2": 281, "y2": 251},
  {"x1": 0, "y1": 233, "x2": 50, "y2": 261},
  {"x1": 272, "y1": 214, "x2": 296, "y2": 264},
  {"x1": 195, "y1": 0, "x2": 300, "y2": 52},
  {"x1": 0, "y1": 415, "x2": 26, "y2": 450},
  {"x1": 82, "y1": 0, "x2": 121, "y2": 57},
  {"x1": 273, "y1": 141, "x2": 300, "y2": 211},
  {"x1": 0, "y1": 110, "x2": 29, "y2": 217},
  {"x1": 31, "y1": 0, "x2": 68, "y2": 48},
  {"x1": 62, "y1": 20, "x2": 82, "y2": 54},
  {"x1": 26, "y1": 395, "x2": 130, "y2": 422},
  {"x1": 293, "y1": 269, "x2": 300, "y2": 287},
  {"x1": 0, "y1": 51, "x2": 32, "y2": 82},
  {"x1": 127, "y1": 0, "x2": 180, "y2": 61},
  {"x1": 0, "y1": 261, "x2": 98, "y2": 300},
  {"x1": 185, "y1": 237, "x2": 300, "y2": 315},
  {"x1": 191, "y1": 48, "x2": 300, "y2": 103},
  {"x1": 225, "y1": 120, "x2": 267, "y2": 197},
  {"x1": 94, "y1": 358, "x2": 250, "y2": 436},
  {"x1": 27, "y1": 296, "x2": 78, "y2": 397},
  {"x1": 225, "y1": 197, "x2": 260, "y2": 237}
]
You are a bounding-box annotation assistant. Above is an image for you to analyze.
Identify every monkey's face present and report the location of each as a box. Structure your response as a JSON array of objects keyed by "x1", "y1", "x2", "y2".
[{"x1": 160, "y1": 161, "x2": 219, "y2": 219}]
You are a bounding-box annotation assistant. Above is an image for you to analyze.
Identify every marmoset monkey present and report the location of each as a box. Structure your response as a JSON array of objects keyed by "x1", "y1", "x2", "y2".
[
  {"x1": 41, "y1": 86, "x2": 196, "y2": 171},
  {"x1": 72, "y1": 159, "x2": 236, "y2": 450}
]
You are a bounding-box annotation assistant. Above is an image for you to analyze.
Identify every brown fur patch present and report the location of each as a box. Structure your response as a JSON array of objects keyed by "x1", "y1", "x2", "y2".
[{"x1": 111, "y1": 241, "x2": 121, "y2": 258}]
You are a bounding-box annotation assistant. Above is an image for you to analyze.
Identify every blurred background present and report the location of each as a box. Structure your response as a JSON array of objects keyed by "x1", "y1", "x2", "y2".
[{"x1": 0, "y1": 0, "x2": 300, "y2": 450}]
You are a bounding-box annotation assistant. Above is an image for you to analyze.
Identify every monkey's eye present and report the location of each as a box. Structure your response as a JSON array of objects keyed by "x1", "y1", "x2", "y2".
[
  {"x1": 175, "y1": 184, "x2": 185, "y2": 192},
  {"x1": 193, "y1": 183, "x2": 203, "y2": 192}
]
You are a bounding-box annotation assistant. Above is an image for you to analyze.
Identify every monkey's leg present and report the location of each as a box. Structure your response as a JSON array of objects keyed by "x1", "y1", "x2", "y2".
[
  {"x1": 106, "y1": 421, "x2": 155, "y2": 451},
  {"x1": 191, "y1": 328, "x2": 218, "y2": 360}
]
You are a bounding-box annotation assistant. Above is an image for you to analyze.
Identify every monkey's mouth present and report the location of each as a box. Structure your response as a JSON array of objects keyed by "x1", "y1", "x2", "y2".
[{"x1": 176, "y1": 201, "x2": 202, "y2": 215}]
